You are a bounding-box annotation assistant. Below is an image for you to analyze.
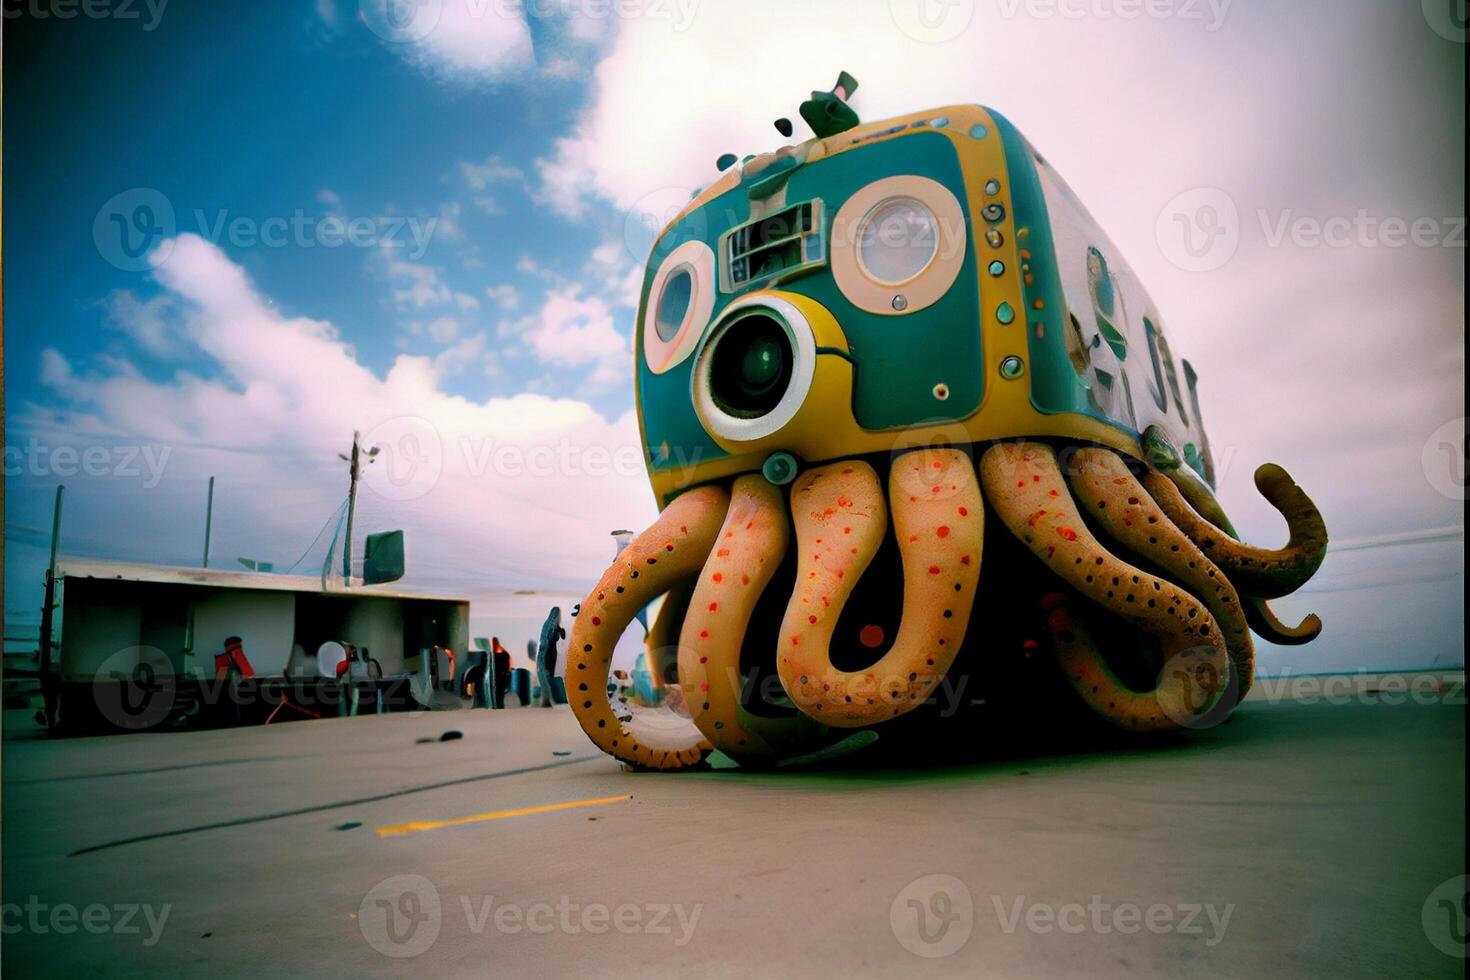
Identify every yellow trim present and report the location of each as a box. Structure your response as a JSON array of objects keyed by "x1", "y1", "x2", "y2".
[{"x1": 376, "y1": 794, "x2": 632, "y2": 838}]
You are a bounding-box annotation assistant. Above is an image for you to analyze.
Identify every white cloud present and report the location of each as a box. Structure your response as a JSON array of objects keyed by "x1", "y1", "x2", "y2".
[
  {"x1": 379, "y1": 245, "x2": 453, "y2": 311},
  {"x1": 103, "y1": 290, "x2": 184, "y2": 359},
  {"x1": 485, "y1": 283, "x2": 520, "y2": 308},
  {"x1": 507, "y1": 287, "x2": 630, "y2": 389},
  {"x1": 25, "y1": 235, "x2": 656, "y2": 597},
  {"x1": 359, "y1": 0, "x2": 536, "y2": 83},
  {"x1": 459, "y1": 154, "x2": 524, "y2": 191}
]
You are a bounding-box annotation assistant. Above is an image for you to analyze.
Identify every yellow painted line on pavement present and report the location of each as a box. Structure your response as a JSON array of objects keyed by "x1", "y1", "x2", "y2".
[{"x1": 377, "y1": 794, "x2": 632, "y2": 838}]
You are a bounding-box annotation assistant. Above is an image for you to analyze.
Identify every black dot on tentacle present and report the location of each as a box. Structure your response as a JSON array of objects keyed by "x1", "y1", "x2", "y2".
[
  {"x1": 647, "y1": 557, "x2": 657, "y2": 565},
  {"x1": 616, "y1": 586, "x2": 624, "y2": 593},
  {"x1": 584, "y1": 644, "x2": 593, "y2": 652},
  {"x1": 583, "y1": 700, "x2": 593, "y2": 708},
  {"x1": 598, "y1": 719, "x2": 606, "y2": 727},
  {"x1": 631, "y1": 571, "x2": 639, "y2": 579},
  {"x1": 943, "y1": 610, "x2": 953, "y2": 618}
]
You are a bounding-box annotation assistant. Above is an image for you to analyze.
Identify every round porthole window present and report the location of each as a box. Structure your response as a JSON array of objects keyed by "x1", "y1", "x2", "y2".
[
  {"x1": 642, "y1": 240, "x2": 716, "y2": 374},
  {"x1": 831, "y1": 175, "x2": 967, "y2": 317},
  {"x1": 857, "y1": 197, "x2": 939, "y2": 285}
]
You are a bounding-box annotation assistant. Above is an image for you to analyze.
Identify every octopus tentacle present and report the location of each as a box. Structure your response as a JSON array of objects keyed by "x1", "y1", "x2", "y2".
[
  {"x1": 1042, "y1": 592, "x2": 1229, "y2": 732},
  {"x1": 1067, "y1": 448, "x2": 1255, "y2": 699},
  {"x1": 679, "y1": 475, "x2": 831, "y2": 762},
  {"x1": 567, "y1": 486, "x2": 727, "y2": 770},
  {"x1": 1243, "y1": 596, "x2": 1323, "y2": 645},
  {"x1": 1142, "y1": 465, "x2": 1327, "y2": 600},
  {"x1": 979, "y1": 442, "x2": 1232, "y2": 730},
  {"x1": 777, "y1": 450, "x2": 984, "y2": 727}
]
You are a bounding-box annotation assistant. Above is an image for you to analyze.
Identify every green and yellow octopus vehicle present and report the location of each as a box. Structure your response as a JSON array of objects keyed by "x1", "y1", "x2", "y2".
[{"x1": 568, "y1": 74, "x2": 1330, "y2": 770}]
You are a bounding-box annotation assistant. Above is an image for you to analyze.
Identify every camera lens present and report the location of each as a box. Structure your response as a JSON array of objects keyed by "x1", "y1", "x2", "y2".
[{"x1": 708, "y1": 313, "x2": 794, "y2": 419}]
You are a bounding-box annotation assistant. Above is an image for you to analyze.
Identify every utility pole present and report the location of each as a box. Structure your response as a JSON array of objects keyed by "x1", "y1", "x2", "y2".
[
  {"x1": 38, "y1": 485, "x2": 64, "y2": 729},
  {"x1": 202, "y1": 476, "x2": 215, "y2": 568},
  {"x1": 339, "y1": 431, "x2": 379, "y2": 587}
]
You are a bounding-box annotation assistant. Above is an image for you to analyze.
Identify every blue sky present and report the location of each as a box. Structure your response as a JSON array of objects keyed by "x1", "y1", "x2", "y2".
[{"x1": 3, "y1": 0, "x2": 1464, "y2": 667}]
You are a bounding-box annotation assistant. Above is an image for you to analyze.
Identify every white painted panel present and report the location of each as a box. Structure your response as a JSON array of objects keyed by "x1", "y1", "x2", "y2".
[{"x1": 190, "y1": 591, "x2": 296, "y2": 675}]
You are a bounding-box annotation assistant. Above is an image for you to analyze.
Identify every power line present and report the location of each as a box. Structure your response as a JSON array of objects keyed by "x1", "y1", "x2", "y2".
[{"x1": 282, "y1": 498, "x2": 349, "y2": 573}]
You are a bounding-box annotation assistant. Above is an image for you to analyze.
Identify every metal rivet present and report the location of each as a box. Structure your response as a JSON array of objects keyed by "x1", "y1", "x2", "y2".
[
  {"x1": 1000, "y1": 356, "x2": 1025, "y2": 379},
  {"x1": 969, "y1": 124, "x2": 989, "y2": 139},
  {"x1": 891, "y1": 294, "x2": 909, "y2": 311},
  {"x1": 762, "y1": 452, "x2": 799, "y2": 486},
  {"x1": 984, "y1": 179, "x2": 1001, "y2": 196},
  {"x1": 982, "y1": 203, "x2": 1006, "y2": 223},
  {"x1": 988, "y1": 260, "x2": 1005, "y2": 277},
  {"x1": 930, "y1": 117, "x2": 949, "y2": 128},
  {"x1": 985, "y1": 228, "x2": 1004, "y2": 248},
  {"x1": 932, "y1": 383, "x2": 950, "y2": 401},
  {"x1": 996, "y1": 302, "x2": 1016, "y2": 325}
]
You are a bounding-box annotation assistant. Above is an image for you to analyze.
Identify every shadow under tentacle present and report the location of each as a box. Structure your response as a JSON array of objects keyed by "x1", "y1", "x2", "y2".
[{"x1": 980, "y1": 442, "x2": 1233, "y2": 731}]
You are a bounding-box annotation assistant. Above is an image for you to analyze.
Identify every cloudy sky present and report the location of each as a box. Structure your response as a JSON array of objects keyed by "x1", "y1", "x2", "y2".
[{"x1": 3, "y1": 0, "x2": 1463, "y2": 669}]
